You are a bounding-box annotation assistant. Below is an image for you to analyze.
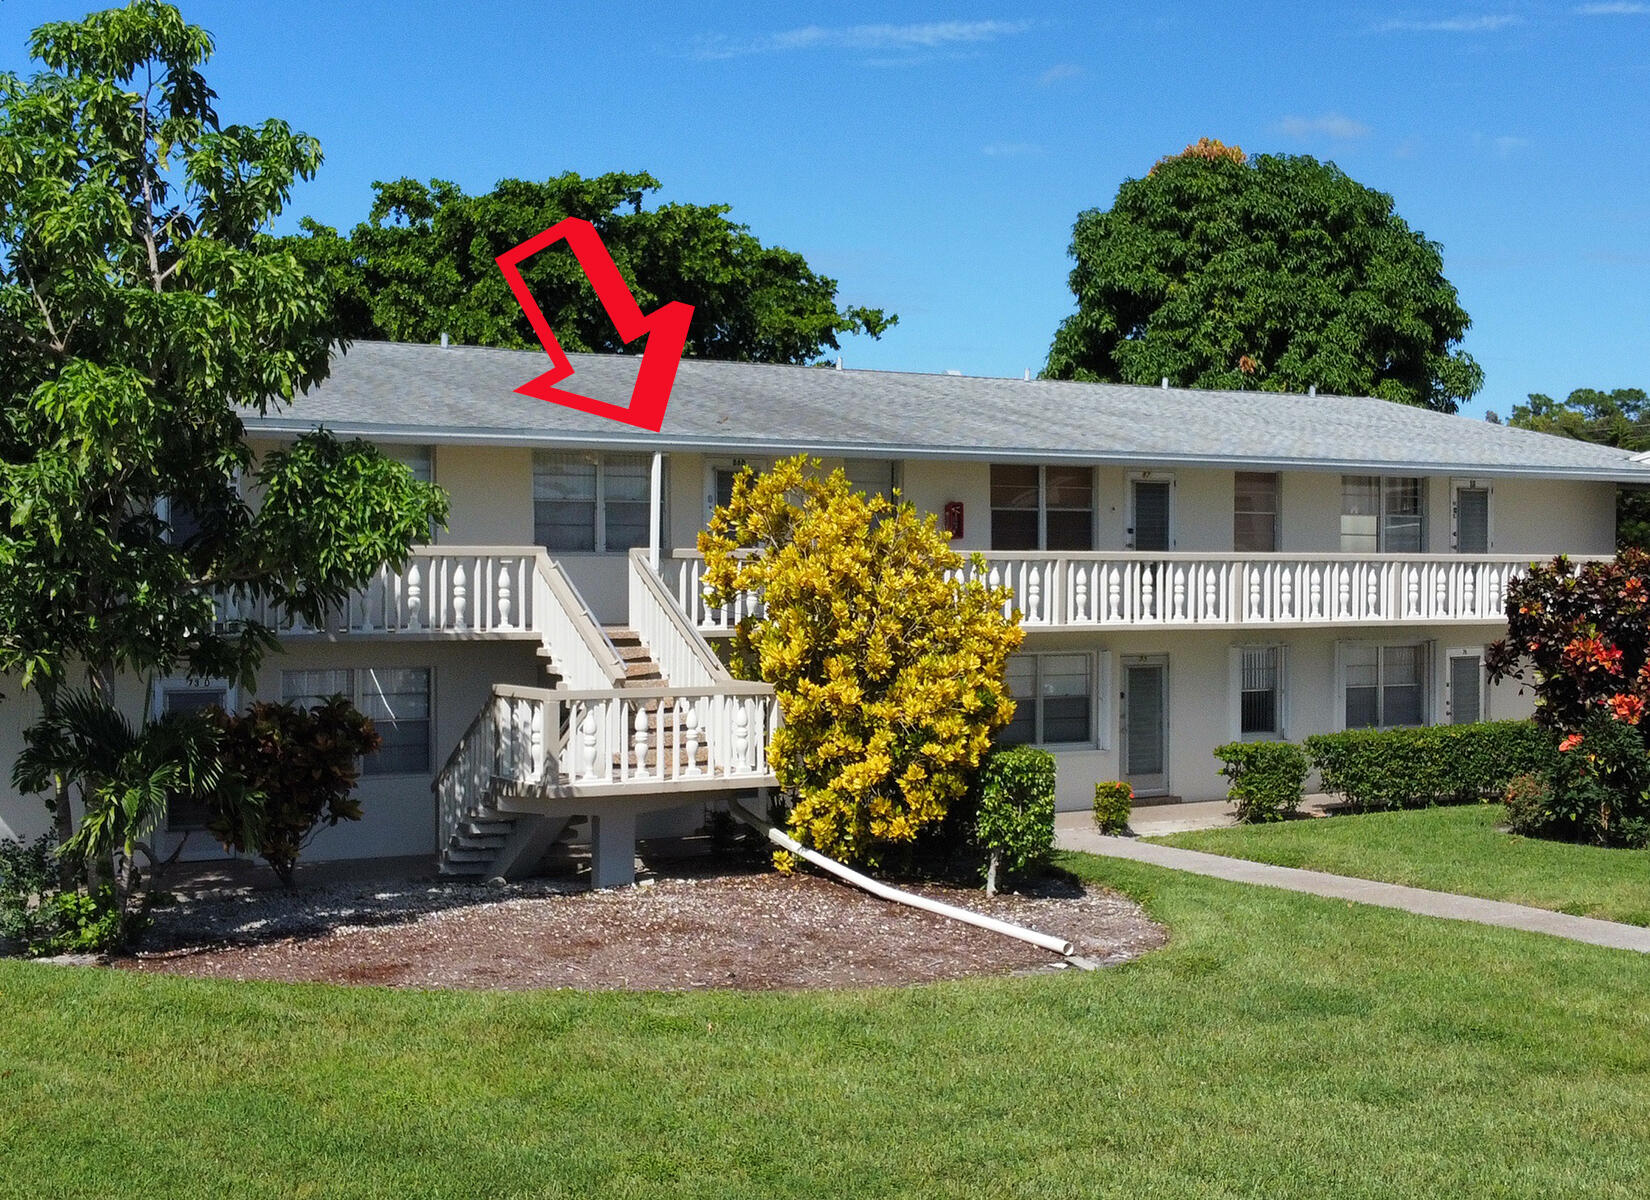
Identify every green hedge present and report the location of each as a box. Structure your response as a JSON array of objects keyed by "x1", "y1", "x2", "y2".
[
  {"x1": 1304, "y1": 720, "x2": 1555, "y2": 812},
  {"x1": 1214, "y1": 741, "x2": 1309, "y2": 823}
]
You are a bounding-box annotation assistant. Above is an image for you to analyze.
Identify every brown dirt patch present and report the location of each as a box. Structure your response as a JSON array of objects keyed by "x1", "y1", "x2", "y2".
[{"x1": 121, "y1": 866, "x2": 1165, "y2": 992}]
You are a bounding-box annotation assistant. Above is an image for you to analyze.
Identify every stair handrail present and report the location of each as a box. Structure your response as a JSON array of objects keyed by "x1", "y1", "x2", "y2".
[
  {"x1": 531, "y1": 551, "x2": 627, "y2": 689},
  {"x1": 628, "y1": 548, "x2": 735, "y2": 686}
]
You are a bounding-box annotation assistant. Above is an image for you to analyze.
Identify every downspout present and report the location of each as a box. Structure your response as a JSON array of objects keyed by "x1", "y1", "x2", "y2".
[
  {"x1": 731, "y1": 796, "x2": 1082, "y2": 961},
  {"x1": 648, "y1": 451, "x2": 663, "y2": 570}
]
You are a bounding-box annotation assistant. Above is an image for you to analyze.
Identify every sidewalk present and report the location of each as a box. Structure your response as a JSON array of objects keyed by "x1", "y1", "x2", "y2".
[{"x1": 1058, "y1": 827, "x2": 1650, "y2": 954}]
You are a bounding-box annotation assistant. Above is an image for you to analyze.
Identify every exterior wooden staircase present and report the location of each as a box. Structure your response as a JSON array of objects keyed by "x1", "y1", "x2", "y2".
[{"x1": 433, "y1": 552, "x2": 779, "y2": 887}]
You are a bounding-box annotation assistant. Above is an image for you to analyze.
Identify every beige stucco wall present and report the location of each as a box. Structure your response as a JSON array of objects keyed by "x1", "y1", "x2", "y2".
[{"x1": 1014, "y1": 622, "x2": 1531, "y2": 810}]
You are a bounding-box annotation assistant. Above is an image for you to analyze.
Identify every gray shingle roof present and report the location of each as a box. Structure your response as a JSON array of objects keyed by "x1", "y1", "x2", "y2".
[{"x1": 243, "y1": 340, "x2": 1650, "y2": 482}]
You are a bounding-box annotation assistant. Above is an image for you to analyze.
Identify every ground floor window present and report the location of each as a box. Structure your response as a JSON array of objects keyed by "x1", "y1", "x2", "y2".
[
  {"x1": 282, "y1": 666, "x2": 432, "y2": 775},
  {"x1": 1002, "y1": 652, "x2": 1095, "y2": 746},
  {"x1": 1239, "y1": 645, "x2": 1283, "y2": 737},
  {"x1": 1342, "y1": 643, "x2": 1426, "y2": 729}
]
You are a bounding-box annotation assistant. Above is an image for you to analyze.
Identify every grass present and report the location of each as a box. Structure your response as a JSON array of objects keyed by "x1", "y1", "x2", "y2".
[
  {"x1": 3, "y1": 853, "x2": 1650, "y2": 1198},
  {"x1": 1155, "y1": 803, "x2": 1650, "y2": 926}
]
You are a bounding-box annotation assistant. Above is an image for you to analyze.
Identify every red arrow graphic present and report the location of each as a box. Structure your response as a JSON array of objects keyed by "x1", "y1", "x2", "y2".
[{"x1": 495, "y1": 217, "x2": 694, "y2": 432}]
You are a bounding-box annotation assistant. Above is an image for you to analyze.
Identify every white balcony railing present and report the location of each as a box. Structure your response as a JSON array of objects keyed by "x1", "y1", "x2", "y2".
[
  {"x1": 435, "y1": 681, "x2": 781, "y2": 851},
  {"x1": 663, "y1": 549, "x2": 1582, "y2": 631}
]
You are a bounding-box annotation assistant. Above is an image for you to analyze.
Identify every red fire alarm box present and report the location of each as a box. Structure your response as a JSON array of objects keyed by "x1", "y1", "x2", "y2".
[{"x1": 942, "y1": 501, "x2": 964, "y2": 540}]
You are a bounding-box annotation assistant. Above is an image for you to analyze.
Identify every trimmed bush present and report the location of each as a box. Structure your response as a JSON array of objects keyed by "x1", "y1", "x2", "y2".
[
  {"x1": 1093, "y1": 781, "x2": 1133, "y2": 834},
  {"x1": 1305, "y1": 720, "x2": 1554, "y2": 812},
  {"x1": 1503, "y1": 773, "x2": 1555, "y2": 838},
  {"x1": 974, "y1": 746, "x2": 1056, "y2": 894},
  {"x1": 1214, "y1": 741, "x2": 1308, "y2": 823}
]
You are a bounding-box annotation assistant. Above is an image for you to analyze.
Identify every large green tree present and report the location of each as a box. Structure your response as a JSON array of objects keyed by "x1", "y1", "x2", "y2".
[
  {"x1": 0, "y1": 2, "x2": 446, "y2": 885},
  {"x1": 1044, "y1": 138, "x2": 1483, "y2": 412},
  {"x1": 283, "y1": 174, "x2": 897, "y2": 363},
  {"x1": 1491, "y1": 387, "x2": 1650, "y2": 549}
]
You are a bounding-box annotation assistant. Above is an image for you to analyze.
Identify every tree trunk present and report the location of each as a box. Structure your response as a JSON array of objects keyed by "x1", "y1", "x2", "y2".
[{"x1": 985, "y1": 849, "x2": 999, "y2": 897}]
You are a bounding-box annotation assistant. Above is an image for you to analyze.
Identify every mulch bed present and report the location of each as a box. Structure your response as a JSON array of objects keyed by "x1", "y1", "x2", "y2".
[{"x1": 116, "y1": 860, "x2": 1166, "y2": 992}]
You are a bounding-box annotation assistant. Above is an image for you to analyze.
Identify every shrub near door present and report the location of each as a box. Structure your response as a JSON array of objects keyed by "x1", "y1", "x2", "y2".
[
  {"x1": 1213, "y1": 742, "x2": 1308, "y2": 823},
  {"x1": 974, "y1": 746, "x2": 1056, "y2": 895},
  {"x1": 1304, "y1": 721, "x2": 1553, "y2": 812}
]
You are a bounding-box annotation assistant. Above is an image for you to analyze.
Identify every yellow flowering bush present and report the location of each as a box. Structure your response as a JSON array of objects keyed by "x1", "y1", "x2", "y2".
[{"x1": 700, "y1": 456, "x2": 1023, "y2": 865}]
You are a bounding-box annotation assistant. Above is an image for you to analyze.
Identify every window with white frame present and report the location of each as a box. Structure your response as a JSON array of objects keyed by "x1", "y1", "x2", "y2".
[
  {"x1": 1239, "y1": 646, "x2": 1283, "y2": 737},
  {"x1": 1002, "y1": 652, "x2": 1094, "y2": 746},
  {"x1": 1234, "y1": 472, "x2": 1280, "y2": 553},
  {"x1": 1342, "y1": 643, "x2": 1426, "y2": 729},
  {"x1": 1341, "y1": 476, "x2": 1426, "y2": 553},
  {"x1": 283, "y1": 667, "x2": 431, "y2": 775},
  {"x1": 990, "y1": 465, "x2": 1094, "y2": 551},
  {"x1": 533, "y1": 451, "x2": 653, "y2": 553}
]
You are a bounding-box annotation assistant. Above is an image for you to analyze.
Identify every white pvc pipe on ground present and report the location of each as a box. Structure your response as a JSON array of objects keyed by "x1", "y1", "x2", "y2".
[{"x1": 732, "y1": 797, "x2": 1076, "y2": 959}]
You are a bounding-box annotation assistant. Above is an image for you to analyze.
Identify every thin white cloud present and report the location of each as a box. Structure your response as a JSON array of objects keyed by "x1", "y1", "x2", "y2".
[
  {"x1": 981, "y1": 142, "x2": 1045, "y2": 157},
  {"x1": 1278, "y1": 113, "x2": 1372, "y2": 140},
  {"x1": 1574, "y1": 2, "x2": 1650, "y2": 13},
  {"x1": 1374, "y1": 14, "x2": 1523, "y2": 32},
  {"x1": 1038, "y1": 62, "x2": 1082, "y2": 85},
  {"x1": 690, "y1": 20, "x2": 1030, "y2": 60},
  {"x1": 1493, "y1": 134, "x2": 1531, "y2": 155}
]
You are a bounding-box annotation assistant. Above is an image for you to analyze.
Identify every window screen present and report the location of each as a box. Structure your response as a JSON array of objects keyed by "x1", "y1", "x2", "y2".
[
  {"x1": 1045, "y1": 467, "x2": 1094, "y2": 551},
  {"x1": 282, "y1": 669, "x2": 355, "y2": 710},
  {"x1": 360, "y1": 667, "x2": 431, "y2": 775},
  {"x1": 1234, "y1": 472, "x2": 1280, "y2": 552},
  {"x1": 534, "y1": 452, "x2": 598, "y2": 552},
  {"x1": 602, "y1": 454, "x2": 652, "y2": 551},
  {"x1": 990, "y1": 465, "x2": 1040, "y2": 550}
]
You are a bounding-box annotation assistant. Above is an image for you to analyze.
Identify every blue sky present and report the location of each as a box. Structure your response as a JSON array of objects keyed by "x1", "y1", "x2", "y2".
[{"x1": 3, "y1": 2, "x2": 1648, "y2": 419}]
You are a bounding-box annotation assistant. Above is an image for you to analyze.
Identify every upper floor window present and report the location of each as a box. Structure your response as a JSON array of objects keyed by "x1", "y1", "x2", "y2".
[
  {"x1": 1234, "y1": 472, "x2": 1279, "y2": 553},
  {"x1": 844, "y1": 458, "x2": 900, "y2": 499},
  {"x1": 1343, "y1": 643, "x2": 1425, "y2": 729},
  {"x1": 990, "y1": 465, "x2": 1094, "y2": 551},
  {"x1": 534, "y1": 451, "x2": 651, "y2": 553},
  {"x1": 1341, "y1": 476, "x2": 1425, "y2": 553},
  {"x1": 382, "y1": 444, "x2": 433, "y2": 484}
]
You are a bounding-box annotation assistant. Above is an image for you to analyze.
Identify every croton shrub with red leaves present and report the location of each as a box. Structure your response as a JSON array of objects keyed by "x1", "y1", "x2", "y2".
[
  {"x1": 1488, "y1": 551, "x2": 1650, "y2": 846},
  {"x1": 206, "y1": 696, "x2": 380, "y2": 884}
]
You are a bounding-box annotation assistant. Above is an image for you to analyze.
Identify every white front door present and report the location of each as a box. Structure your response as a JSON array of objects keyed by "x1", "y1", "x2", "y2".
[{"x1": 1121, "y1": 656, "x2": 1169, "y2": 794}]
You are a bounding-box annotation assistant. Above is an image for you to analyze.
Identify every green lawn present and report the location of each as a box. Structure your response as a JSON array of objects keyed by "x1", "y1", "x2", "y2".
[
  {"x1": 3, "y1": 854, "x2": 1650, "y2": 1199},
  {"x1": 1156, "y1": 803, "x2": 1650, "y2": 926}
]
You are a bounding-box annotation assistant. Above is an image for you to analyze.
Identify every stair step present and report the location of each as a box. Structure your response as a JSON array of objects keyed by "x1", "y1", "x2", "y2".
[
  {"x1": 439, "y1": 861, "x2": 490, "y2": 877},
  {"x1": 443, "y1": 845, "x2": 500, "y2": 863},
  {"x1": 455, "y1": 834, "x2": 508, "y2": 851}
]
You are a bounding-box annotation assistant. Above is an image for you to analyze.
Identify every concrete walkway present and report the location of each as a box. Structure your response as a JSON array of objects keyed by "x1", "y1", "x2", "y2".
[{"x1": 1058, "y1": 826, "x2": 1650, "y2": 954}]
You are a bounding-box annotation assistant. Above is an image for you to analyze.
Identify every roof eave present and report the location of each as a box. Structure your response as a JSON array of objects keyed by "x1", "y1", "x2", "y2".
[{"x1": 243, "y1": 417, "x2": 1650, "y2": 484}]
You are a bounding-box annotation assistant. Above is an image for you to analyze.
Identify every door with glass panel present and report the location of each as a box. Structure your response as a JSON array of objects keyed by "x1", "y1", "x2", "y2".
[{"x1": 1121, "y1": 656, "x2": 1169, "y2": 794}]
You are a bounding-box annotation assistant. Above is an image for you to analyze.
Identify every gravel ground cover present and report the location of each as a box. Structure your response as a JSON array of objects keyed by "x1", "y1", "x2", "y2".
[{"x1": 118, "y1": 860, "x2": 1165, "y2": 990}]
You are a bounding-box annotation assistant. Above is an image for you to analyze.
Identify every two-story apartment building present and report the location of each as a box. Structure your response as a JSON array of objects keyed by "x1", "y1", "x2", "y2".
[{"x1": 3, "y1": 340, "x2": 1645, "y2": 884}]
